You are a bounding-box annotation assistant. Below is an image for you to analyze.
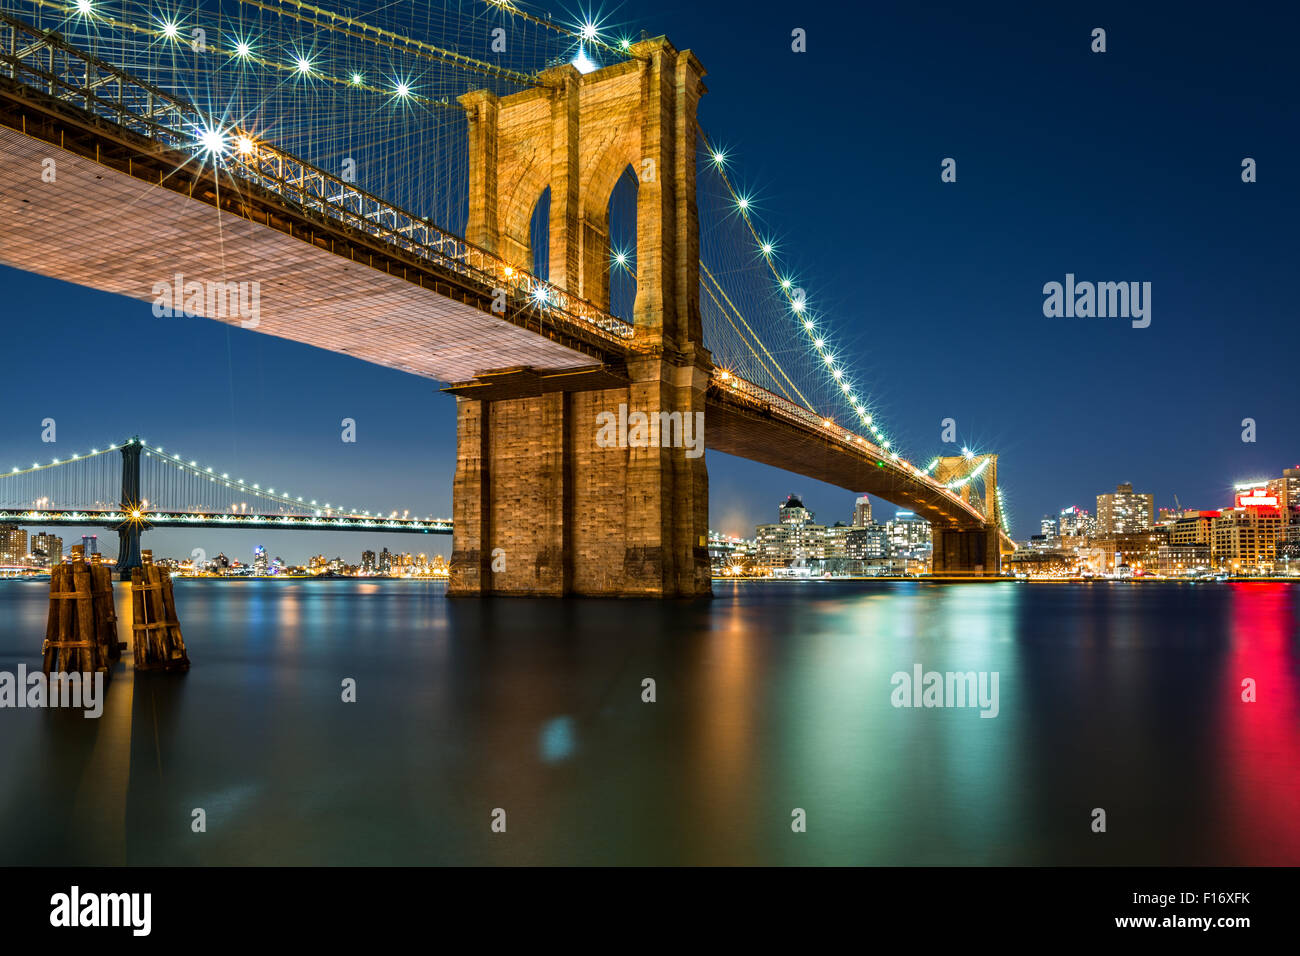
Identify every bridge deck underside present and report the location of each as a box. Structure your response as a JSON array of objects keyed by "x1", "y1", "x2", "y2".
[
  {"x1": 0, "y1": 127, "x2": 596, "y2": 382},
  {"x1": 705, "y1": 395, "x2": 986, "y2": 531}
]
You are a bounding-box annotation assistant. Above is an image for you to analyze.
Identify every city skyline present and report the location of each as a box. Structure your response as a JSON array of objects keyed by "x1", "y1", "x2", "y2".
[
  {"x1": 1, "y1": 3, "x2": 1296, "y2": 562},
  {"x1": 2, "y1": 448, "x2": 1296, "y2": 567}
]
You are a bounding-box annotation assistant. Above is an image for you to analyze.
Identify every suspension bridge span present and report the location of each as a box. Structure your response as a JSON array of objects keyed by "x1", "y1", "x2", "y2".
[
  {"x1": 0, "y1": 437, "x2": 452, "y2": 574},
  {"x1": 0, "y1": 1, "x2": 1012, "y2": 595}
]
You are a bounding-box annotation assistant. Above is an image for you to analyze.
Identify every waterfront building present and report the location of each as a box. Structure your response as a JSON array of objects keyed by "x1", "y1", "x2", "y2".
[
  {"x1": 1088, "y1": 527, "x2": 1168, "y2": 575},
  {"x1": 825, "y1": 522, "x2": 850, "y2": 559},
  {"x1": 1212, "y1": 498, "x2": 1282, "y2": 572},
  {"x1": 1267, "y1": 467, "x2": 1300, "y2": 528},
  {"x1": 0, "y1": 523, "x2": 28, "y2": 565},
  {"x1": 755, "y1": 495, "x2": 826, "y2": 569},
  {"x1": 1096, "y1": 483, "x2": 1154, "y2": 535},
  {"x1": 30, "y1": 532, "x2": 63, "y2": 567},
  {"x1": 886, "y1": 511, "x2": 931, "y2": 557},
  {"x1": 1170, "y1": 511, "x2": 1219, "y2": 547},
  {"x1": 1278, "y1": 523, "x2": 1300, "y2": 572},
  {"x1": 1157, "y1": 543, "x2": 1210, "y2": 575},
  {"x1": 1007, "y1": 547, "x2": 1074, "y2": 577},
  {"x1": 846, "y1": 523, "x2": 888, "y2": 563},
  {"x1": 1058, "y1": 505, "x2": 1095, "y2": 539},
  {"x1": 361, "y1": 550, "x2": 376, "y2": 573}
]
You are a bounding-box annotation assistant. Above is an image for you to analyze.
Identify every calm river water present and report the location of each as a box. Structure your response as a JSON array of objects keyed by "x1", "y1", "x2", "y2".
[{"x1": 0, "y1": 578, "x2": 1297, "y2": 865}]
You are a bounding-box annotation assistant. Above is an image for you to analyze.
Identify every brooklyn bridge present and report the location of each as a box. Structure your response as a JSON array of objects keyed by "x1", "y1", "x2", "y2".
[{"x1": 0, "y1": 0, "x2": 1012, "y2": 595}]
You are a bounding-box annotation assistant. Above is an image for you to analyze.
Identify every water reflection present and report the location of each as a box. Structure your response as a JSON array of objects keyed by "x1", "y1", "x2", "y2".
[
  {"x1": 1217, "y1": 584, "x2": 1300, "y2": 864},
  {"x1": 0, "y1": 579, "x2": 1296, "y2": 865}
]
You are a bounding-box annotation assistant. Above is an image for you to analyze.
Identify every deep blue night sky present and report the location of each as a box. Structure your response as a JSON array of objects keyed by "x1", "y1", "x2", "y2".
[{"x1": 1, "y1": 1, "x2": 1296, "y2": 561}]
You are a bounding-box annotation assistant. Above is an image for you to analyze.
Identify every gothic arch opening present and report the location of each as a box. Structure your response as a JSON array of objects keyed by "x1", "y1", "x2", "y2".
[
  {"x1": 529, "y1": 186, "x2": 551, "y2": 280},
  {"x1": 606, "y1": 165, "x2": 639, "y2": 321}
]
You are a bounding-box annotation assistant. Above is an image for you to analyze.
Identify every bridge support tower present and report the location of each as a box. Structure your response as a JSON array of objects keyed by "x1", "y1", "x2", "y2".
[
  {"x1": 929, "y1": 454, "x2": 1002, "y2": 576},
  {"x1": 113, "y1": 438, "x2": 143, "y2": 579},
  {"x1": 449, "y1": 39, "x2": 712, "y2": 597}
]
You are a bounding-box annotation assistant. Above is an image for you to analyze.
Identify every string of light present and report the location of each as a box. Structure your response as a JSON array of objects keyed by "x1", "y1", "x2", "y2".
[{"x1": 1, "y1": 439, "x2": 439, "y2": 520}]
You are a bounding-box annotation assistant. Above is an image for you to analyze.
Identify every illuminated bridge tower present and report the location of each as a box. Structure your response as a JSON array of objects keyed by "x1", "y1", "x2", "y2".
[
  {"x1": 113, "y1": 438, "x2": 144, "y2": 577},
  {"x1": 929, "y1": 454, "x2": 1002, "y2": 576},
  {"x1": 449, "y1": 38, "x2": 712, "y2": 597}
]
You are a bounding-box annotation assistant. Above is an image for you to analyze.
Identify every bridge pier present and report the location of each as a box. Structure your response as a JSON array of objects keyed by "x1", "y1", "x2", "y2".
[
  {"x1": 448, "y1": 357, "x2": 711, "y2": 597},
  {"x1": 451, "y1": 37, "x2": 712, "y2": 597},
  {"x1": 926, "y1": 454, "x2": 1004, "y2": 576},
  {"x1": 113, "y1": 439, "x2": 143, "y2": 579},
  {"x1": 930, "y1": 527, "x2": 1001, "y2": 577}
]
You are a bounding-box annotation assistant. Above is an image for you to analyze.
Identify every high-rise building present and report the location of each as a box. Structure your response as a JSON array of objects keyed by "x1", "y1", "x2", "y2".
[
  {"x1": 252, "y1": 545, "x2": 268, "y2": 575},
  {"x1": 1267, "y1": 467, "x2": 1300, "y2": 528},
  {"x1": 30, "y1": 532, "x2": 63, "y2": 567},
  {"x1": 852, "y1": 495, "x2": 873, "y2": 528},
  {"x1": 361, "y1": 550, "x2": 376, "y2": 573},
  {"x1": 0, "y1": 523, "x2": 28, "y2": 565},
  {"x1": 378, "y1": 547, "x2": 393, "y2": 573},
  {"x1": 886, "y1": 511, "x2": 932, "y2": 558},
  {"x1": 846, "y1": 524, "x2": 888, "y2": 561},
  {"x1": 1058, "y1": 505, "x2": 1095, "y2": 538},
  {"x1": 1096, "y1": 483, "x2": 1154, "y2": 535},
  {"x1": 755, "y1": 495, "x2": 827, "y2": 568},
  {"x1": 1040, "y1": 515, "x2": 1058, "y2": 539},
  {"x1": 824, "y1": 522, "x2": 850, "y2": 560}
]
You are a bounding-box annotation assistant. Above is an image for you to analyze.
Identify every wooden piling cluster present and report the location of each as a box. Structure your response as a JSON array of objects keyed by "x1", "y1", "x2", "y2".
[
  {"x1": 130, "y1": 554, "x2": 190, "y2": 672},
  {"x1": 42, "y1": 550, "x2": 121, "y2": 678}
]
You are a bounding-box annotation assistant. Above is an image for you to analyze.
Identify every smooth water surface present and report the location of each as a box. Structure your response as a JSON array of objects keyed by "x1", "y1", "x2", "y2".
[{"x1": 1, "y1": 578, "x2": 1297, "y2": 865}]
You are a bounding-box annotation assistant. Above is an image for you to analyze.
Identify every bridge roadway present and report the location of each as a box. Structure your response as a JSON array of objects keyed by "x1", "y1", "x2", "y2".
[{"x1": 0, "y1": 30, "x2": 1009, "y2": 550}]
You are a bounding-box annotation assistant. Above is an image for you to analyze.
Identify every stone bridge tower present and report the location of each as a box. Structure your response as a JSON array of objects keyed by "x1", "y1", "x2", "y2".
[
  {"x1": 929, "y1": 454, "x2": 1001, "y2": 575},
  {"x1": 448, "y1": 39, "x2": 713, "y2": 597}
]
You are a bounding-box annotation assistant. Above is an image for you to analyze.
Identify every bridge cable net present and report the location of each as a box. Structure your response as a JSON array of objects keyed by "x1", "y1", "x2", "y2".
[
  {"x1": 4, "y1": 0, "x2": 580, "y2": 231},
  {"x1": 0, "y1": 446, "x2": 121, "y2": 512},
  {"x1": 0, "y1": 0, "x2": 646, "y2": 342},
  {"x1": 697, "y1": 134, "x2": 1011, "y2": 532},
  {"x1": 696, "y1": 135, "x2": 919, "y2": 463}
]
